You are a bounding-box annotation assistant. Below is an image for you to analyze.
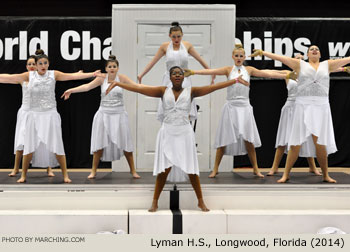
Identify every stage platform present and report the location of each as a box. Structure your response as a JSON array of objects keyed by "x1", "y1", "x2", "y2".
[{"x1": 1, "y1": 169, "x2": 350, "y2": 234}]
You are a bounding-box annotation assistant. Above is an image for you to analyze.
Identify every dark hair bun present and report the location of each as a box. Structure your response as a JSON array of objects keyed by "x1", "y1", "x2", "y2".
[
  {"x1": 35, "y1": 49, "x2": 45, "y2": 56},
  {"x1": 108, "y1": 55, "x2": 117, "y2": 60},
  {"x1": 171, "y1": 21, "x2": 180, "y2": 27}
]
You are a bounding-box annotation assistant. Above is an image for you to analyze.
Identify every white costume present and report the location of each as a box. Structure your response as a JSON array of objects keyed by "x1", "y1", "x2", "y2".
[
  {"x1": 90, "y1": 75, "x2": 133, "y2": 161},
  {"x1": 13, "y1": 81, "x2": 31, "y2": 153},
  {"x1": 154, "y1": 87, "x2": 199, "y2": 182},
  {"x1": 287, "y1": 60, "x2": 337, "y2": 156},
  {"x1": 157, "y1": 41, "x2": 197, "y2": 121},
  {"x1": 24, "y1": 70, "x2": 63, "y2": 167},
  {"x1": 275, "y1": 79, "x2": 298, "y2": 148},
  {"x1": 214, "y1": 65, "x2": 261, "y2": 155}
]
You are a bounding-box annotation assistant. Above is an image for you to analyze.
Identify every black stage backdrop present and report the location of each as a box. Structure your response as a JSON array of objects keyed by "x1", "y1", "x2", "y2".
[{"x1": 0, "y1": 17, "x2": 350, "y2": 168}]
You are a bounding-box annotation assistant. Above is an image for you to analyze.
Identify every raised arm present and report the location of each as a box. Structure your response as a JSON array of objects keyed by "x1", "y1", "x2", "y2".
[
  {"x1": 106, "y1": 81, "x2": 166, "y2": 98},
  {"x1": 0, "y1": 72, "x2": 28, "y2": 84},
  {"x1": 61, "y1": 77, "x2": 104, "y2": 100},
  {"x1": 328, "y1": 57, "x2": 350, "y2": 73},
  {"x1": 54, "y1": 70, "x2": 100, "y2": 82},
  {"x1": 137, "y1": 43, "x2": 167, "y2": 83},
  {"x1": 191, "y1": 77, "x2": 239, "y2": 98},
  {"x1": 250, "y1": 49, "x2": 300, "y2": 72}
]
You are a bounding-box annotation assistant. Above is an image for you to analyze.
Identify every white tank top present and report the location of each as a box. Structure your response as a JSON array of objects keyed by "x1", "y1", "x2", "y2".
[
  {"x1": 297, "y1": 60, "x2": 329, "y2": 97},
  {"x1": 165, "y1": 41, "x2": 189, "y2": 72},
  {"x1": 226, "y1": 65, "x2": 250, "y2": 100},
  {"x1": 21, "y1": 81, "x2": 31, "y2": 110},
  {"x1": 286, "y1": 79, "x2": 298, "y2": 101},
  {"x1": 100, "y1": 75, "x2": 124, "y2": 109},
  {"x1": 163, "y1": 86, "x2": 192, "y2": 126},
  {"x1": 29, "y1": 70, "x2": 56, "y2": 111}
]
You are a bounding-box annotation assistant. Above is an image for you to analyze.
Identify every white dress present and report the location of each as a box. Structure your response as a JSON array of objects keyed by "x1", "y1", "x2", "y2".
[
  {"x1": 287, "y1": 60, "x2": 337, "y2": 157},
  {"x1": 90, "y1": 75, "x2": 134, "y2": 161},
  {"x1": 23, "y1": 70, "x2": 63, "y2": 167},
  {"x1": 157, "y1": 41, "x2": 197, "y2": 122},
  {"x1": 214, "y1": 65, "x2": 261, "y2": 155},
  {"x1": 154, "y1": 87, "x2": 199, "y2": 182},
  {"x1": 275, "y1": 79, "x2": 298, "y2": 148},
  {"x1": 13, "y1": 80, "x2": 31, "y2": 152}
]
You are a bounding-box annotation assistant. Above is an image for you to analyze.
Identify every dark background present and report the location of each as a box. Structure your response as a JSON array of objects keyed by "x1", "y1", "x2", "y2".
[{"x1": 1, "y1": 1, "x2": 350, "y2": 169}]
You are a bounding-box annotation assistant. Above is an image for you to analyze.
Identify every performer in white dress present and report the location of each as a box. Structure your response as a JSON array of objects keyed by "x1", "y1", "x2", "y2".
[
  {"x1": 61, "y1": 55, "x2": 140, "y2": 179},
  {"x1": 137, "y1": 21, "x2": 214, "y2": 121},
  {"x1": 6, "y1": 56, "x2": 54, "y2": 177},
  {"x1": 106, "y1": 66, "x2": 247, "y2": 212},
  {"x1": 0, "y1": 49, "x2": 99, "y2": 183},
  {"x1": 250, "y1": 45, "x2": 350, "y2": 183},
  {"x1": 186, "y1": 44, "x2": 286, "y2": 178}
]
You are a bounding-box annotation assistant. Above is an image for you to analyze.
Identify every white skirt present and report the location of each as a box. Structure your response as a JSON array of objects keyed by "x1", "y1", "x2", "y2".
[
  {"x1": 275, "y1": 99, "x2": 295, "y2": 148},
  {"x1": 23, "y1": 108, "x2": 64, "y2": 168},
  {"x1": 157, "y1": 73, "x2": 197, "y2": 122},
  {"x1": 14, "y1": 106, "x2": 29, "y2": 152},
  {"x1": 214, "y1": 99, "x2": 261, "y2": 156},
  {"x1": 287, "y1": 96, "x2": 337, "y2": 157},
  {"x1": 90, "y1": 107, "x2": 134, "y2": 161},
  {"x1": 154, "y1": 123, "x2": 199, "y2": 182}
]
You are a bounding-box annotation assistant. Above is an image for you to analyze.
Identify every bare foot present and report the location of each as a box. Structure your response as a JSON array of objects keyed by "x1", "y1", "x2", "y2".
[
  {"x1": 148, "y1": 200, "x2": 158, "y2": 212},
  {"x1": 64, "y1": 177, "x2": 72, "y2": 183},
  {"x1": 8, "y1": 169, "x2": 19, "y2": 177},
  {"x1": 266, "y1": 169, "x2": 278, "y2": 176},
  {"x1": 254, "y1": 171, "x2": 264, "y2": 178},
  {"x1": 132, "y1": 172, "x2": 141, "y2": 179},
  {"x1": 309, "y1": 169, "x2": 322, "y2": 176},
  {"x1": 277, "y1": 177, "x2": 290, "y2": 183},
  {"x1": 323, "y1": 176, "x2": 337, "y2": 183},
  {"x1": 17, "y1": 177, "x2": 26, "y2": 183},
  {"x1": 198, "y1": 199, "x2": 210, "y2": 212},
  {"x1": 87, "y1": 172, "x2": 96, "y2": 179},
  {"x1": 208, "y1": 171, "x2": 219, "y2": 178},
  {"x1": 47, "y1": 169, "x2": 55, "y2": 177}
]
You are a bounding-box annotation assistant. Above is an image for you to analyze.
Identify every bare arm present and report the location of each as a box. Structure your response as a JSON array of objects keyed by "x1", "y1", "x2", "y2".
[
  {"x1": 61, "y1": 77, "x2": 104, "y2": 100},
  {"x1": 191, "y1": 78, "x2": 237, "y2": 98},
  {"x1": 0, "y1": 72, "x2": 28, "y2": 84},
  {"x1": 107, "y1": 81, "x2": 165, "y2": 98},
  {"x1": 54, "y1": 70, "x2": 100, "y2": 82},
  {"x1": 119, "y1": 74, "x2": 138, "y2": 85},
  {"x1": 247, "y1": 66, "x2": 288, "y2": 79},
  {"x1": 185, "y1": 66, "x2": 230, "y2": 77},
  {"x1": 328, "y1": 57, "x2": 350, "y2": 73},
  {"x1": 137, "y1": 43, "x2": 167, "y2": 83}
]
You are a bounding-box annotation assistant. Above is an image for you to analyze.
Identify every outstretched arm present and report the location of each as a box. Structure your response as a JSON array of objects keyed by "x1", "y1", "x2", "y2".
[
  {"x1": 137, "y1": 43, "x2": 166, "y2": 83},
  {"x1": 250, "y1": 49, "x2": 300, "y2": 72},
  {"x1": 55, "y1": 70, "x2": 100, "y2": 81},
  {"x1": 185, "y1": 66, "x2": 230, "y2": 77},
  {"x1": 247, "y1": 67, "x2": 288, "y2": 79},
  {"x1": 61, "y1": 77, "x2": 104, "y2": 100},
  {"x1": 329, "y1": 58, "x2": 350, "y2": 73},
  {"x1": 106, "y1": 81, "x2": 165, "y2": 98},
  {"x1": 0, "y1": 72, "x2": 28, "y2": 84},
  {"x1": 191, "y1": 77, "x2": 240, "y2": 98}
]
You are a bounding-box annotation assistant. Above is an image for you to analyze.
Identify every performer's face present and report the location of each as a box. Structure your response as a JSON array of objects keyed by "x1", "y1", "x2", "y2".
[
  {"x1": 170, "y1": 67, "x2": 184, "y2": 89},
  {"x1": 105, "y1": 62, "x2": 119, "y2": 75},
  {"x1": 26, "y1": 58, "x2": 36, "y2": 72},
  {"x1": 36, "y1": 58, "x2": 49, "y2": 75},
  {"x1": 232, "y1": 49, "x2": 246, "y2": 66},
  {"x1": 169, "y1": 31, "x2": 183, "y2": 46},
  {"x1": 307, "y1": 45, "x2": 321, "y2": 60}
]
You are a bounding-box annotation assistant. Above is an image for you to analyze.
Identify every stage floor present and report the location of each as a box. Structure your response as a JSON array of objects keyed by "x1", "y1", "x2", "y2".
[{"x1": 1, "y1": 168, "x2": 349, "y2": 190}]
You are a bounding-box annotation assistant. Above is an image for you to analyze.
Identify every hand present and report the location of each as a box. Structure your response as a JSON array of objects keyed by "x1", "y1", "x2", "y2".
[
  {"x1": 106, "y1": 81, "x2": 119, "y2": 95},
  {"x1": 78, "y1": 70, "x2": 83, "y2": 73},
  {"x1": 61, "y1": 89, "x2": 73, "y2": 100},
  {"x1": 249, "y1": 49, "x2": 263, "y2": 58},
  {"x1": 183, "y1": 69, "x2": 194, "y2": 77},
  {"x1": 210, "y1": 75, "x2": 216, "y2": 85},
  {"x1": 286, "y1": 71, "x2": 298, "y2": 80},
  {"x1": 237, "y1": 75, "x2": 250, "y2": 86},
  {"x1": 93, "y1": 70, "x2": 102, "y2": 77},
  {"x1": 137, "y1": 75, "x2": 142, "y2": 84}
]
